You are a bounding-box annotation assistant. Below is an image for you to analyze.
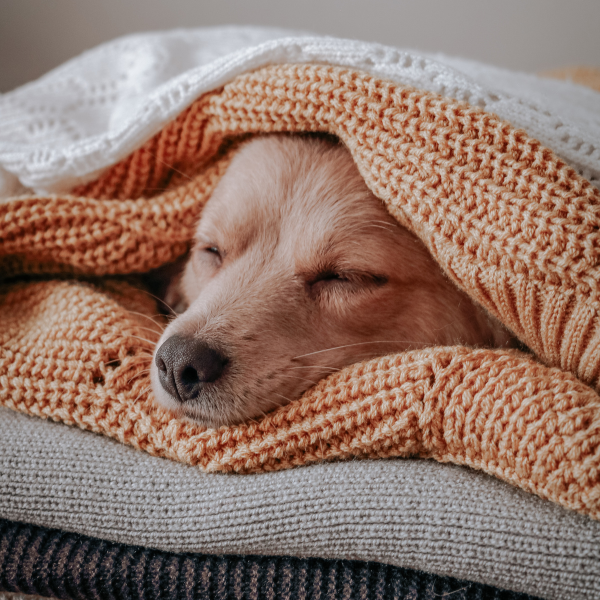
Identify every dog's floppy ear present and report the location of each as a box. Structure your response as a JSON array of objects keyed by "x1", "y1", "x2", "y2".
[{"x1": 142, "y1": 254, "x2": 189, "y2": 315}]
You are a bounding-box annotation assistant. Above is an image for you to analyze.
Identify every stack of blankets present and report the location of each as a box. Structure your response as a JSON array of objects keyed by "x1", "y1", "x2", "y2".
[{"x1": 0, "y1": 27, "x2": 599, "y2": 600}]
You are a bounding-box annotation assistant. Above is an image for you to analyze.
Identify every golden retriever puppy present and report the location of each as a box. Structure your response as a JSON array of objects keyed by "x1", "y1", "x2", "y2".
[{"x1": 151, "y1": 134, "x2": 512, "y2": 427}]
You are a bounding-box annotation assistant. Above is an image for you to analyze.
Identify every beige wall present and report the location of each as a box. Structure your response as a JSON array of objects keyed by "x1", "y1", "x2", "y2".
[{"x1": 1, "y1": 0, "x2": 599, "y2": 92}]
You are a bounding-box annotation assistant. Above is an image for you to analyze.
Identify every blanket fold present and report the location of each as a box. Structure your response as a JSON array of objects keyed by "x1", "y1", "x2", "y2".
[
  {"x1": 1, "y1": 64, "x2": 599, "y2": 519},
  {"x1": 2, "y1": 407, "x2": 598, "y2": 600},
  {"x1": 0, "y1": 519, "x2": 541, "y2": 600}
]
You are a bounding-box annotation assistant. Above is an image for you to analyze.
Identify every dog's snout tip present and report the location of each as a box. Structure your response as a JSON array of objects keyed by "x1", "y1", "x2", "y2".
[{"x1": 155, "y1": 334, "x2": 227, "y2": 403}]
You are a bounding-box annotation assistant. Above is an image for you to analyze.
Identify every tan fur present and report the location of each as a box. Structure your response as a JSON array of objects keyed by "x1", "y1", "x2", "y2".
[{"x1": 151, "y1": 135, "x2": 512, "y2": 427}]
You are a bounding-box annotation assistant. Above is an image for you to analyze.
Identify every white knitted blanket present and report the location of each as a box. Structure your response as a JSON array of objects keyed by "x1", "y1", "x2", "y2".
[{"x1": 0, "y1": 26, "x2": 598, "y2": 196}]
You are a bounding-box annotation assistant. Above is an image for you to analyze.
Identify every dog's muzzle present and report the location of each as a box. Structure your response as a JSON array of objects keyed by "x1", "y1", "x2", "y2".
[{"x1": 155, "y1": 334, "x2": 228, "y2": 403}]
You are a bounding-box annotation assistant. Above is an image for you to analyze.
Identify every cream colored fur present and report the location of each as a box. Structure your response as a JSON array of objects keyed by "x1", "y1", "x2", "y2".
[{"x1": 151, "y1": 135, "x2": 512, "y2": 427}]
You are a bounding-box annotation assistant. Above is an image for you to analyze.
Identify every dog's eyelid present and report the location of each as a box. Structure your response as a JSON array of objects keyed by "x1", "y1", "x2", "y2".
[
  {"x1": 305, "y1": 268, "x2": 388, "y2": 291},
  {"x1": 312, "y1": 269, "x2": 348, "y2": 283},
  {"x1": 192, "y1": 242, "x2": 225, "y2": 271},
  {"x1": 195, "y1": 241, "x2": 224, "y2": 256}
]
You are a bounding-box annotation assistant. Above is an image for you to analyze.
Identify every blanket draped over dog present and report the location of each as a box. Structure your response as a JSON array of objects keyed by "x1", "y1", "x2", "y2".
[{"x1": 1, "y1": 62, "x2": 599, "y2": 520}]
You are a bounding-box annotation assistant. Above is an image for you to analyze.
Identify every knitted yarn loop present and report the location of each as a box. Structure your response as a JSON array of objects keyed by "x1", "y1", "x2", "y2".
[{"x1": 1, "y1": 64, "x2": 599, "y2": 519}]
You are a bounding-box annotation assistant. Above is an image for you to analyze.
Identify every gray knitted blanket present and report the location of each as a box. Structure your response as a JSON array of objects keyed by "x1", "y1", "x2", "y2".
[{"x1": 0, "y1": 408, "x2": 598, "y2": 600}]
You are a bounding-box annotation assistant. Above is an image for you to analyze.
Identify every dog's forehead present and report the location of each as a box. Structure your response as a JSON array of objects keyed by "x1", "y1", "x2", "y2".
[{"x1": 199, "y1": 136, "x2": 390, "y2": 240}]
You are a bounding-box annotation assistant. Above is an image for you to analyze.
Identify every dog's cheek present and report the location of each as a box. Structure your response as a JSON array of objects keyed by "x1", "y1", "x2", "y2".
[
  {"x1": 163, "y1": 278, "x2": 188, "y2": 314},
  {"x1": 180, "y1": 259, "x2": 218, "y2": 309},
  {"x1": 319, "y1": 289, "x2": 391, "y2": 338}
]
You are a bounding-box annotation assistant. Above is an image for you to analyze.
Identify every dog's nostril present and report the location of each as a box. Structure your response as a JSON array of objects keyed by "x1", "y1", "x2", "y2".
[
  {"x1": 155, "y1": 334, "x2": 228, "y2": 403},
  {"x1": 181, "y1": 366, "x2": 200, "y2": 386}
]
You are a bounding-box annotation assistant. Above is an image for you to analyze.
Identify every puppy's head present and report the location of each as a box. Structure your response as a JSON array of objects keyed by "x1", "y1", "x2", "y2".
[{"x1": 151, "y1": 134, "x2": 510, "y2": 427}]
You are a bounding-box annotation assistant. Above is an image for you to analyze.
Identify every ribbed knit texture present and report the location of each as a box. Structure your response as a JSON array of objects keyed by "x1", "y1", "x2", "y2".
[
  {"x1": 0, "y1": 594, "x2": 47, "y2": 600},
  {"x1": 0, "y1": 519, "x2": 542, "y2": 600},
  {"x1": 2, "y1": 408, "x2": 597, "y2": 600},
  {"x1": 1, "y1": 65, "x2": 599, "y2": 518}
]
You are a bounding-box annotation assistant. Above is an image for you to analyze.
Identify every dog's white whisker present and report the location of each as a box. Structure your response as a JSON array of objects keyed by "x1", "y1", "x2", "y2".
[
  {"x1": 144, "y1": 149, "x2": 195, "y2": 183},
  {"x1": 128, "y1": 310, "x2": 166, "y2": 330},
  {"x1": 137, "y1": 288, "x2": 178, "y2": 317},
  {"x1": 292, "y1": 341, "x2": 423, "y2": 360},
  {"x1": 278, "y1": 374, "x2": 320, "y2": 386},
  {"x1": 365, "y1": 224, "x2": 399, "y2": 233},
  {"x1": 133, "y1": 385, "x2": 152, "y2": 403},
  {"x1": 104, "y1": 358, "x2": 122, "y2": 366},
  {"x1": 338, "y1": 219, "x2": 397, "y2": 236},
  {"x1": 288, "y1": 365, "x2": 341, "y2": 372},
  {"x1": 244, "y1": 395, "x2": 286, "y2": 421},
  {"x1": 367, "y1": 219, "x2": 397, "y2": 226},
  {"x1": 361, "y1": 221, "x2": 397, "y2": 230},
  {"x1": 134, "y1": 325, "x2": 164, "y2": 337},
  {"x1": 128, "y1": 335, "x2": 160, "y2": 347},
  {"x1": 270, "y1": 391, "x2": 293, "y2": 404},
  {"x1": 127, "y1": 369, "x2": 151, "y2": 385},
  {"x1": 254, "y1": 391, "x2": 288, "y2": 408}
]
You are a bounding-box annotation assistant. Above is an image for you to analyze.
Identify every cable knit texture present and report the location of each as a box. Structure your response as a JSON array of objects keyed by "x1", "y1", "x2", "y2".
[{"x1": 1, "y1": 65, "x2": 599, "y2": 520}]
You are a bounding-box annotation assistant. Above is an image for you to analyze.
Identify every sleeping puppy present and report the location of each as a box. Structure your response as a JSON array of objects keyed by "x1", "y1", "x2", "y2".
[{"x1": 150, "y1": 134, "x2": 512, "y2": 427}]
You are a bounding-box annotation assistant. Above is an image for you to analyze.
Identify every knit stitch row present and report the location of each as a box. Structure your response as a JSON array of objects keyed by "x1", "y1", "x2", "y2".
[{"x1": 1, "y1": 65, "x2": 599, "y2": 519}]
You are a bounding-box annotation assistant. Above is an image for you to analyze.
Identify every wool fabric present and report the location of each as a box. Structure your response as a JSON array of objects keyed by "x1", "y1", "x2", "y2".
[
  {"x1": 1, "y1": 65, "x2": 599, "y2": 520},
  {"x1": 1, "y1": 407, "x2": 597, "y2": 600},
  {"x1": 543, "y1": 66, "x2": 600, "y2": 93},
  {"x1": 0, "y1": 520, "x2": 542, "y2": 600},
  {"x1": 1, "y1": 28, "x2": 598, "y2": 194}
]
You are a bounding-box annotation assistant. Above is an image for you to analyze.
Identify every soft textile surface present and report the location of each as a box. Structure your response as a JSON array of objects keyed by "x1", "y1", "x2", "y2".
[
  {"x1": 543, "y1": 66, "x2": 600, "y2": 93},
  {"x1": 1, "y1": 62, "x2": 600, "y2": 520},
  {"x1": 0, "y1": 28, "x2": 598, "y2": 194},
  {"x1": 1, "y1": 408, "x2": 597, "y2": 600},
  {"x1": 1, "y1": 29, "x2": 599, "y2": 600},
  {"x1": 0, "y1": 520, "x2": 541, "y2": 600}
]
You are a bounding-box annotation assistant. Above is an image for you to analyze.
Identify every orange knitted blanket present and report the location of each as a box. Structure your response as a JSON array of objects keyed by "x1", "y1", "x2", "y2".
[{"x1": 1, "y1": 65, "x2": 599, "y2": 519}]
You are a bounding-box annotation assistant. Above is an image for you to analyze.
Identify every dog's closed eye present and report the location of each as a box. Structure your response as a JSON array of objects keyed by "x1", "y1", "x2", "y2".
[
  {"x1": 193, "y1": 244, "x2": 223, "y2": 270},
  {"x1": 306, "y1": 269, "x2": 387, "y2": 300}
]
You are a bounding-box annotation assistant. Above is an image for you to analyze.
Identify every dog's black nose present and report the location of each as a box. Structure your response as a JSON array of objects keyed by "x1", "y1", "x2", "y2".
[{"x1": 155, "y1": 334, "x2": 227, "y2": 403}]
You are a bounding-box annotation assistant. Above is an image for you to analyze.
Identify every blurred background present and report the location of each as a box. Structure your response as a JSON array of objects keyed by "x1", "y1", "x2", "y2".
[{"x1": 1, "y1": 0, "x2": 599, "y2": 93}]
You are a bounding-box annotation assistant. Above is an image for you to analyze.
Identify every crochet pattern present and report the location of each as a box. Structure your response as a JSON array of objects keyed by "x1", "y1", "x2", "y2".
[{"x1": 1, "y1": 65, "x2": 599, "y2": 520}]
